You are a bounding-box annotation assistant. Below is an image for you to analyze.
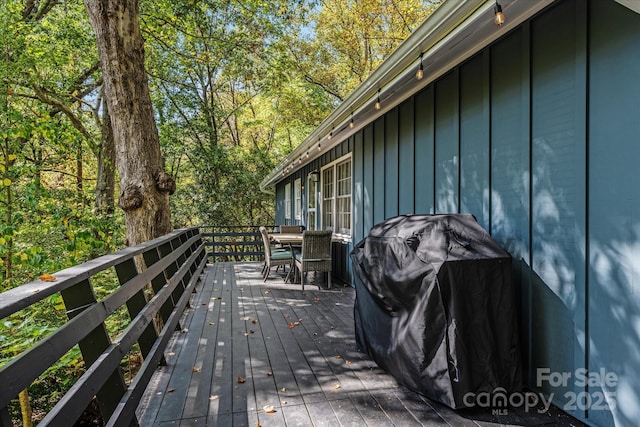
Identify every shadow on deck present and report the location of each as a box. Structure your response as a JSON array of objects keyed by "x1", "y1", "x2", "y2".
[{"x1": 137, "y1": 262, "x2": 585, "y2": 427}]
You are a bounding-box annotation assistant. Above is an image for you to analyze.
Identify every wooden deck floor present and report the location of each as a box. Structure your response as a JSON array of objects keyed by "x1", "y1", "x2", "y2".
[{"x1": 136, "y1": 262, "x2": 584, "y2": 427}]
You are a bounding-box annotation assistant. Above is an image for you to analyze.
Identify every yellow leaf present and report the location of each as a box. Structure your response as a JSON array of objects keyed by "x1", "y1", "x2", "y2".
[
  {"x1": 20, "y1": 252, "x2": 28, "y2": 261},
  {"x1": 3, "y1": 178, "x2": 10, "y2": 187},
  {"x1": 8, "y1": 154, "x2": 16, "y2": 161},
  {"x1": 0, "y1": 237, "x2": 5, "y2": 245}
]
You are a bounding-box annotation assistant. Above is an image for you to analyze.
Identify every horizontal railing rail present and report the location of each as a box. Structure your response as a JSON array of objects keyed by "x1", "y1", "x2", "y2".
[
  {"x1": 199, "y1": 225, "x2": 275, "y2": 262},
  {"x1": 0, "y1": 227, "x2": 207, "y2": 427}
]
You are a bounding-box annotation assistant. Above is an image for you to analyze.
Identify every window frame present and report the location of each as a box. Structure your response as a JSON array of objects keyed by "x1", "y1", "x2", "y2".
[
  {"x1": 320, "y1": 153, "x2": 352, "y2": 239},
  {"x1": 284, "y1": 182, "x2": 292, "y2": 220},
  {"x1": 307, "y1": 175, "x2": 318, "y2": 230},
  {"x1": 294, "y1": 178, "x2": 302, "y2": 221}
]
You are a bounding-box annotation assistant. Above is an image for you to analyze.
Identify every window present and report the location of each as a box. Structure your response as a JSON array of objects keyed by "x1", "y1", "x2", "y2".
[
  {"x1": 307, "y1": 175, "x2": 318, "y2": 230},
  {"x1": 294, "y1": 178, "x2": 302, "y2": 220},
  {"x1": 321, "y1": 155, "x2": 351, "y2": 236},
  {"x1": 284, "y1": 182, "x2": 292, "y2": 220}
]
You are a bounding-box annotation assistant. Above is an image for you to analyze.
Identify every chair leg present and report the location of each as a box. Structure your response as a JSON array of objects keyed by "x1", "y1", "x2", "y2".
[
  {"x1": 300, "y1": 270, "x2": 305, "y2": 291},
  {"x1": 263, "y1": 266, "x2": 270, "y2": 281},
  {"x1": 327, "y1": 272, "x2": 332, "y2": 289}
]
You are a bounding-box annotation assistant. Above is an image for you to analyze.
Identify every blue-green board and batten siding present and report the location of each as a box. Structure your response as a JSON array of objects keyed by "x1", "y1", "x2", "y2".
[{"x1": 274, "y1": 1, "x2": 640, "y2": 425}]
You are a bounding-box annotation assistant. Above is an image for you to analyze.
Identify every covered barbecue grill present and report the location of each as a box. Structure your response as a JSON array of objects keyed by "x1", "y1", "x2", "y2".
[{"x1": 351, "y1": 214, "x2": 522, "y2": 409}]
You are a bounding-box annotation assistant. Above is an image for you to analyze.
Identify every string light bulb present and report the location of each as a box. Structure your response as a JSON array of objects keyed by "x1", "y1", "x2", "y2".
[
  {"x1": 375, "y1": 89, "x2": 381, "y2": 110},
  {"x1": 416, "y1": 54, "x2": 424, "y2": 80},
  {"x1": 349, "y1": 112, "x2": 355, "y2": 128},
  {"x1": 317, "y1": 142, "x2": 321, "y2": 151},
  {"x1": 306, "y1": 151, "x2": 309, "y2": 159},
  {"x1": 494, "y1": 1, "x2": 504, "y2": 26}
]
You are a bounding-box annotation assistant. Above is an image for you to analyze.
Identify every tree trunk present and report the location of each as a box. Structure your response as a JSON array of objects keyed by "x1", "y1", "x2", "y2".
[
  {"x1": 95, "y1": 96, "x2": 116, "y2": 215},
  {"x1": 85, "y1": 0, "x2": 174, "y2": 246}
]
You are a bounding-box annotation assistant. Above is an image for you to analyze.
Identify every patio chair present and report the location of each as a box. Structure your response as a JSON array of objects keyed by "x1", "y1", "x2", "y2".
[
  {"x1": 259, "y1": 226, "x2": 294, "y2": 281},
  {"x1": 294, "y1": 230, "x2": 333, "y2": 291},
  {"x1": 279, "y1": 224, "x2": 304, "y2": 233}
]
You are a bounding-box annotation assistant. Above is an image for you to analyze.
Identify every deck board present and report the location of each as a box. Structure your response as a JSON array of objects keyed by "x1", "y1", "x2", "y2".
[{"x1": 137, "y1": 262, "x2": 585, "y2": 427}]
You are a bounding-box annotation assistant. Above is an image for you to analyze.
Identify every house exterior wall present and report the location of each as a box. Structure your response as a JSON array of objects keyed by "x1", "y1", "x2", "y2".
[
  {"x1": 275, "y1": 1, "x2": 639, "y2": 424},
  {"x1": 275, "y1": 139, "x2": 353, "y2": 283}
]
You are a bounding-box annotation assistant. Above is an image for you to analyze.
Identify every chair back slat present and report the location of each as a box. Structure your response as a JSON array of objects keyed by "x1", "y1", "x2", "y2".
[
  {"x1": 301, "y1": 230, "x2": 332, "y2": 267},
  {"x1": 259, "y1": 226, "x2": 272, "y2": 264}
]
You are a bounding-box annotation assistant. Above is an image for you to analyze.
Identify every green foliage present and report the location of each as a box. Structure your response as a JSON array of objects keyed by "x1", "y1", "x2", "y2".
[{"x1": 1, "y1": 0, "x2": 442, "y2": 421}]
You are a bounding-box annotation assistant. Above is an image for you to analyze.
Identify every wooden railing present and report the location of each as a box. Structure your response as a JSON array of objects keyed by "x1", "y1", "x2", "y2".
[
  {"x1": 0, "y1": 227, "x2": 207, "y2": 427},
  {"x1": 199, "y1": 225, "x2": 274, "y2": 262}
]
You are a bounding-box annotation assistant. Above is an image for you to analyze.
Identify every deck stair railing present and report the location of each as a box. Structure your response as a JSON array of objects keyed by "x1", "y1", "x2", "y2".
[{"x1": 0, "y1": 227, "x2": 207, "y2": 427}]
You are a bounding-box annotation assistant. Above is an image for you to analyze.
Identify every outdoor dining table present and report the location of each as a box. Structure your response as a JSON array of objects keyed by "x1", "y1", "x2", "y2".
[
  {"x1": 268, "y1": 232, "x2": 344, "y2": 245},
  {"x1": 268, "y1": 232, "x2": 343, "y2": 284}
]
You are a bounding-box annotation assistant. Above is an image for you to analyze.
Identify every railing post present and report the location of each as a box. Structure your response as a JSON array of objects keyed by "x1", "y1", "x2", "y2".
[
  {"x1": 60, "y1": 279, "x2": 136, "y2": 426},
  {"x1": 142, "y1": 247, "x2": 176, "y2": 327},
  {"x1": 158, "y1": 240, "x2": 186, "y2": 322},
  {"x1": 114, "y1": 258, "x2": 161, "y2": 362}
]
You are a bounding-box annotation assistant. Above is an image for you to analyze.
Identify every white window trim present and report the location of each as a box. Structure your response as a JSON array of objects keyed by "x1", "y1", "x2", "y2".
[
  {"x1": 307, "y1": 175, "x2": 318, "y2": 231},
  {"x1": 284, "y1": 182, "x2": 292, "y2": 220},
  {"x1": 320, "y1": 153, "x2": 352, "y2": 240},
  {"x1": 294, "y1": 178, "x2": 302, "y2": 220}
]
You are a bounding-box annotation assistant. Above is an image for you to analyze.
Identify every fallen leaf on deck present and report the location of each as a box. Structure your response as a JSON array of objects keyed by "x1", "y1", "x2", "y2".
[
  {"x1": 193, "y1": 367, "x2": 201, "y2": 372},
  {"x1": 249, "y1": 329, "x2": 255, "y2": 334},
  {"x1": 345, "y1": 360, "x2": 352, "y2": 365},
  {"x1": 334, "y1": 355, "x2": 341, "y2": 359},
  {"x1": 288, "y1": 322, "x2": 294, "y2": 329},
  {"x1": 39, "y1": 274, "x2": 57, "y2": 282},
  {"x1": 237, "y1": 376, "x2": 246, "y2": 383},
  {"x1": 167, "y1": 352, "x2": 175, "y2": 356},
  {"x1": 251, "y1": 318, "x2": 258, "y2": 324},
  {"x1": 333, "y1": 384, "x2": 341, "y2": 389},
  {"x1": 263, "y1": 405, "x2": 276, "y2": 414},
  {"x1": 313, "y1": 297, "x2": 320, "y2": 302},
  {"x1": 266, "y1": 371, "x2": 273, "y2": 376},
  {"x1": 264, "y1": 290, "x2": 270, "y2": 294},
  {"x1": 210, "y1": 395, "x2": 219, "y2": 400},
  {"x1": 209, "y1": 322, "x2": 215, "y2": 325},
  {"x1": 280, "y1": 387, "x2": 286, "y2": 392},
  {"x1": 167, "y1": 388, "x2": 175, "y2": 393},
  {"x1": 181, "y1": 328, "x2": 189, "y2": 333}
]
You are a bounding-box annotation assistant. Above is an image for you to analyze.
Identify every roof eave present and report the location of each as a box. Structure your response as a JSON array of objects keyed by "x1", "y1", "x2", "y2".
[{"x1": 260, "y1": 0, "x2": 555, "y2": 191}]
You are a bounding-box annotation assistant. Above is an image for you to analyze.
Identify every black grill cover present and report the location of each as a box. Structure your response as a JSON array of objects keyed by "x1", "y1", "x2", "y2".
[{"x1": 351, "y1": 214, "x2": 522, "y2": 409}]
